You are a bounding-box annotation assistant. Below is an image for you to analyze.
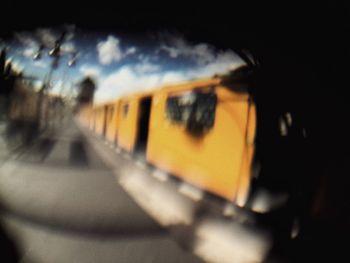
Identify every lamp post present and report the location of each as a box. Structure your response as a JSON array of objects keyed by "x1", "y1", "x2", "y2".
[{"x1": 33, "y1": 30, "x2": 77, "y2": 131}]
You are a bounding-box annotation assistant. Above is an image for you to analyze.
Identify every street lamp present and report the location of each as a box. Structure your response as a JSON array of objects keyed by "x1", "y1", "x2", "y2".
[
  {"x1": 33, "y1": 44, "x2": 44, "y2": 60},
  {"x1": 32, "y1": 30, "x2": 78, "y2": 131},
  {"x1": 68, "y1": 51, "x2": 78, "y2": 67}
]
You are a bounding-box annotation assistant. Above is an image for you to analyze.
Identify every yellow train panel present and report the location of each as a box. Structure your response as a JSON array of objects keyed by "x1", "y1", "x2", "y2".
[
  {"x1": 147, "y1": 83, "x2": 256, "y2": 202},
  {"x1": 117, "y1": 99, "x2": 139, "y2": 152},
  {"x1": 105, "y1": 101, "x2": 120, "y2": 144}
]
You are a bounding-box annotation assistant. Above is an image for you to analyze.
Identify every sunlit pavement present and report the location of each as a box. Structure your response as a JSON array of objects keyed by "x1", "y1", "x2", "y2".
[{"x1": 0, "y1": 117, "x2": 203, "y2": 263}]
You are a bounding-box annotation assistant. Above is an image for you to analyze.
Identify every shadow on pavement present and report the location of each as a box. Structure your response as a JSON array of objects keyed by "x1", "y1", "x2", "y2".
[
  {"x1": 37, "y1": 138, "x2": 56, "y2": 162},
  {"x1": 69, "y1": 135, "x2": 89, "y2": 167}
]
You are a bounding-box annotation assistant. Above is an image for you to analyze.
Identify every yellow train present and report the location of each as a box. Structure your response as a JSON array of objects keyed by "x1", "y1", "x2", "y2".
[{"x1": 78, "y1": 67, "x2": 256, "y2": 206}]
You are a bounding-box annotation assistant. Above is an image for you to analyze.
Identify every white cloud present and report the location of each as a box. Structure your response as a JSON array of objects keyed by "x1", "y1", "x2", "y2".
[
  {"x1": 125, "y1": 47, "x2": 137, "y2": 56},
  {"x1": 64, "y1": 24, "x2": 76, "y2": 41},
  {"x1": 160, "y1": 45, "x2": 180, "y2": 58},
  {"x1": 36, "y1": 28, "x2": 57, "y2": 48},
  {"x1": 95, "y1": 65, "x2": 191, "y2": 103},
  {"x1": 15, "y1": 32, "x2": 38, "y2": 48},
  {"x1": 79, "y1": 65, "x2": 101, "y2": 78},
  {"x1": 97, "y1": 36, "x2": 122, "y2": 64},
  {"x1": 160, "y1": 72, "x2": 187, "y2": 84},
  {"x1": 96, "y1": 66, "x2": 162, "y2": 102},
  {"x1": 61, "y1": 42, "x2": 76, "y2": 54},
  {"x1": 134, "y1": 62, "x2": 161, "y2": 74},
  {"x1": 97, "y1": 36, "x2": 137, "y2": 65},
  {"x1": 23, "y1": 47, "x2": 37, "y2": 58},
  {"x1": 15, "y1": 32, "x2": 39, "y2": 59},
  {"x1": 33, "y1": 60, "x2": 47, "y2": 68},
  {"x1": 156, "y1": 35, "x2": 245, "y2": 80},
  {"x1": 160, "y1": 36, "x2": 216, "y2": 65},
  {"x1": 189, "y1": 50, "x2": 244, "y2": 78}
]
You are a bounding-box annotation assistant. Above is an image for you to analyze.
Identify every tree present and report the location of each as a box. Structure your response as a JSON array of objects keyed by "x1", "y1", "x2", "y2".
[
  {"x1": 0, "y1": 48, "x2": 5, "y2": 75},
  {"x1": 0, "y1": 49, "x2": 16, "y2": 97},
  {"x1": 76, "y1": 77, "x2": 96, "y2": 105},
  {"x1": 0, "y1": 49, "x2": 17, "y2": 120}
]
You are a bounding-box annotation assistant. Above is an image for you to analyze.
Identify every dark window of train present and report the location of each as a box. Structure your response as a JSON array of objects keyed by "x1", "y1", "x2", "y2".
[
  {"x1": 166, "y1": 96, "x2": 184, "y2": 123},
  {"x1": 123, "y1": 104, "x2": 129, "y2": 118},
  {"x1": 166, "y1": 90, "x2": 217, "y2": 130}
]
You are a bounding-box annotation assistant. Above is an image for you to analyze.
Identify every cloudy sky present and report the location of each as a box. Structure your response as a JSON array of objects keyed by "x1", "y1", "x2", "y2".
[{"x1": 3, "y1": 26, "x2": 245, "y2": 103}]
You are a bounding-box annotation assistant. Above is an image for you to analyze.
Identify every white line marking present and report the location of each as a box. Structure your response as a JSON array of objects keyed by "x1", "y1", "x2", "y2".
[
  {"x1": 178, "y1": 182, "x2": 203, "y2": 201},
  {"x1": 151, "y1": 169, "x2": 169, "y2": 182}
]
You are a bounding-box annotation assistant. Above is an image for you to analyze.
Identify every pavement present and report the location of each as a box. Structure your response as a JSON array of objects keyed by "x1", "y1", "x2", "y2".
[{"x1": 0, "y1": 116, "x2": 204, "y2": 263}]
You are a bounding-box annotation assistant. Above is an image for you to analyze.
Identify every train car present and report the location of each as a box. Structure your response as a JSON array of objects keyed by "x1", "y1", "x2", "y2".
[
  {"x1": 84, "y1": 71, "x2": 256, "y2": 205},
  {"x1": 145, "y1": 78, "x2": 256, "y2": 204}
]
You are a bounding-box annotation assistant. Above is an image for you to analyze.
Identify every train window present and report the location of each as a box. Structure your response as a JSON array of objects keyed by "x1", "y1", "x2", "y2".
[
  {"x1": 123, "y1": 104, "x2": 129, "y2": 118},
  {"x1": 166, "y1": 90, "x2": 217, "y2": 136}
]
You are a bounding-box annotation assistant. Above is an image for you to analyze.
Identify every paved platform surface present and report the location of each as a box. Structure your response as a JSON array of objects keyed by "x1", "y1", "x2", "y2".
[{"x1": 0, "y1": 117, "x2": 203, "y2": 263}]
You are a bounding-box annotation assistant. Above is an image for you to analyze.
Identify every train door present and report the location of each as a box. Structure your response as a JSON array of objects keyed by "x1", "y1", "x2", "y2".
[{"x1": 135, "y1": 97, "x2": 152, "y2": 155}]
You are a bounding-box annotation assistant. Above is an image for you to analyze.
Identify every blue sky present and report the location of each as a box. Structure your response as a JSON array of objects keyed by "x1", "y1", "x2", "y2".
[{"x1": 2, "y1": 26, "x2": 245, "y2": 103}]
